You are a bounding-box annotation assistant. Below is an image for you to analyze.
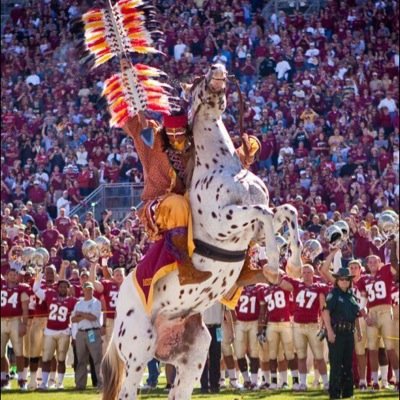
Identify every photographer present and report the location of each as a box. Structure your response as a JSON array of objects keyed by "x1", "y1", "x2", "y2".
[{"x1": 322, "y1": 268, "x2": 361, "y2": 400}]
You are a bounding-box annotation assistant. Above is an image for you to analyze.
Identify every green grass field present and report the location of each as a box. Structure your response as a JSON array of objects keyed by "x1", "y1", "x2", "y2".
[{"x1": 1, "y1": 375, "x2": 399, "y2": 400}]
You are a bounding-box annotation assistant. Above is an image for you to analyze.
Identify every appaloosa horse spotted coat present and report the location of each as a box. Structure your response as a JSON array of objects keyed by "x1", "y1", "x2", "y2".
[{"x1": 101, "y1": 64, "x2": 302, "y2": 400}]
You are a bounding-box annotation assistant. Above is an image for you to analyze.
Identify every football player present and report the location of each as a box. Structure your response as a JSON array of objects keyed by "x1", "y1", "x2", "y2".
[
  {"x1": 279, "y1": 264, "x2": 329, "y2": 391},
  {"x1": 358, "y1": 255, "x2": 399, "y2": 390},
  {"x1": 89, "y1": 263, "x2": 124, "y2": 353},
  {"x1": 392, "y1": 276, "x2": 399, "y2": 360},
  {"x1": 33, "y1": 272, "x2": 77, "y2": 390},
  {"x1": 25, "y1": 265, "x2": 57, "y2": 389},
  {"x1": 233, "y1": 284, "x2": 261, "y2": 389},
  {"x1": 258, "y1": 281, "x2": 299, "y2": 389},
  {"x1": 219, "y1": 307, "x2": 242, "y2": 389},
  {"x1": 1, "y1": 269, "x2": 29, "y2": 390}
]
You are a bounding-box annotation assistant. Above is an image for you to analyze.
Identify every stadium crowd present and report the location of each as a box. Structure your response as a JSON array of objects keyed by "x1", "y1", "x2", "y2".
[{"x1": 0, "y1": 0, "x2": 399, "y2": 395}]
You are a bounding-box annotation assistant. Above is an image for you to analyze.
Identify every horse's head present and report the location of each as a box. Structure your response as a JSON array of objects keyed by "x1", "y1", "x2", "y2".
[{"x1": 182, "y1": 63, "x2": 228, "y2": 127}]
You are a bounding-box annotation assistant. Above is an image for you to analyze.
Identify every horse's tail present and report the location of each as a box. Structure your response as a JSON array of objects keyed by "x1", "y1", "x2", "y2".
[{"x1": 102, "y1": 336, "x2": 124, "y2": 400}]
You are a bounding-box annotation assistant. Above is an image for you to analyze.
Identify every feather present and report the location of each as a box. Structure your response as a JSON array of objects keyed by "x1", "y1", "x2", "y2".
[{"x1": 93, "y1": 54, "x2": 113, "y2": 67}]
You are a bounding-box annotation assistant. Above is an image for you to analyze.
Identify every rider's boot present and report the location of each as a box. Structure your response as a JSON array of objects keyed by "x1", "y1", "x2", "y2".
[
  {"x1": 236, "y1": 247, "x2": 265, "y2": 287},
  {"x1": 166, "y1": 228, "x2": 212, "y2": 286}
]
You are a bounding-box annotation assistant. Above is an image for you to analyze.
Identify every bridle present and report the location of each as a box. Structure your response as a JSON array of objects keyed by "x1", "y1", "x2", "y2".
[{"x1": 187, "y1": 70, "x2": 244, "y2": 141}]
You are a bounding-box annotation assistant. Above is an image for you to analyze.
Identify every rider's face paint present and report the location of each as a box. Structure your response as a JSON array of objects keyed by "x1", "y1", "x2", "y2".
[{"x1": 168, "y1": 135, "x2": 187, "y2": 152}]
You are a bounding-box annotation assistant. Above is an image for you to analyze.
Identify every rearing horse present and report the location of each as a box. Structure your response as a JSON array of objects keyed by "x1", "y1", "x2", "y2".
[{"x1": 101, "y1": 63, "x2": 302, "y2": 400}]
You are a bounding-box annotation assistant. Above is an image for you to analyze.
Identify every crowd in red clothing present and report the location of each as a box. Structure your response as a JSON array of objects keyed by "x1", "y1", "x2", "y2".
[{"x1": 0, "y1": 0, "x2": 399, "y2": 258}]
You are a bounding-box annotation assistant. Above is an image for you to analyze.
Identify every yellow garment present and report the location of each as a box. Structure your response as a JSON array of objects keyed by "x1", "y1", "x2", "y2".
[
  {"x1": 155, "y1": 193, "x2": 190, "y2": 230},
  {"x1": 236, "y1": 135, "x2": 261, "y2": 169},
  {"x1": 220, "y1": 287, "x2": 243, "y2": 309},
  {"x1": 154, "y1": 193, "x2": 195, "y2": 255},
  {"x1": 133, "y1": 262, "x2": 178, "y2": 315}
]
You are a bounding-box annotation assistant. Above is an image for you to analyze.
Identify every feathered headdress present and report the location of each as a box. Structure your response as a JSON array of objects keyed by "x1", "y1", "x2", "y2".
[
  {"x1": 103, "y1": 62, "x2": 177, "y2": 127},
  {"x1": 80, "y1": 0, "x2": 177, "y2": 127}
]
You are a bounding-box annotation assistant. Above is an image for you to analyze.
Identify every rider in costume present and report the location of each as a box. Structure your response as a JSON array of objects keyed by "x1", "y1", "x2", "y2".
[{"x1": 121, "y1": 96, "x2": 261, "y2": 286}]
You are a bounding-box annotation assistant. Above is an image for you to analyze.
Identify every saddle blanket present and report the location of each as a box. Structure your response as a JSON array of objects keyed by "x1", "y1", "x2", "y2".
[
  {"x1": 133, "y1": 236, "x2": 178, "y2": 315},
  {"x1": 132, "y1": 236, "x2": 244, "y2": 314}
]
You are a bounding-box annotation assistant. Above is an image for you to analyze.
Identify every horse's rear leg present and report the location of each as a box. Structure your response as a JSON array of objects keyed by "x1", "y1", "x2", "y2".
[
  {"x1": 273, "y1": 204, "x2": 303, "y2": 277},
  {"x1": 112, "y1": 291, "x2": 157, "y2": 400},
  {"x1": 117, "y1": 364, "x2": 145, "y2": 400},
  {"x1": 113, "y1": 315, "x2": 156, "y2": 399},
  {"x1": 167, "y1": 316, "x2": 211, "y2": 400}
]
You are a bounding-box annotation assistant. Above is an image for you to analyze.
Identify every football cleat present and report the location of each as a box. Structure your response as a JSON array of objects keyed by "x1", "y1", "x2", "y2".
[
  {"x1": 359, "y1": 383, "x2": 367, "y2": 391},
  {"x1": 381, "y1": 380, "x2": 390, "y2": 389},
  {"x1": 259, "y1": 382, "x2": 270, "y2": 390},
  {"x1": 279, "y1": 382, "x2": 289, "y2": 389},
  {"x1": 229, "y1": 379, "x2": 243, "y2": 389},
  {"x1": 243, "y1": 381, "x2": 257, "y2": 390},
  {"x1": 269, "y1": 382, "x2": 278, "y2": 390},
  {"x1": 1, "y1": 381, "x2": 11, "y2": 391},
  {"x1": 37, "y1": 383, "x2": 48, "y2": 391},
  {"x1": 323, "y1": 383, "x2": 329, "y2": 391},
  {"x1": 219, "y1": 378, "x2": 226, "y2": 389},
  {"x1": 292, "y1": 382, "x2": 300, "y2": 391},
  {"x1": 371, "y1": 383, "x2": 380, "y2": 391},
  {"x1": 28, "y1": 379, "x2": 37, "y2": 390},
  {"x1": 56, "y1": 383, "x2": 64, "y2": 390},
  {"x1": 18, "y1": 380, "x2": 28, "y2": 391},
  {"x1": 295, "y1": 383, "x2": 308, "y2": 391}
]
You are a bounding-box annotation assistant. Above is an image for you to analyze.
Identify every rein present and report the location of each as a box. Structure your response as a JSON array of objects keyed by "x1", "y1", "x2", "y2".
[{"x1": 228, "y1": 75, "x2": 244, "y2": 137}]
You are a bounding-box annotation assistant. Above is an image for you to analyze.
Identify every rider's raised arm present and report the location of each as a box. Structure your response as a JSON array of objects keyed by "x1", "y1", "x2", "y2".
[
  {"x1": 122, "y1": 114, "x2": 163, "y2": 156},
  {"x1": 122, "y1": 113, "x2": 145, "y2": 141}
]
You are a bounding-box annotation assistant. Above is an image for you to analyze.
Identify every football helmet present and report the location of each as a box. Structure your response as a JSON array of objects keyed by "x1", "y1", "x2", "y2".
[
  {"x1": 378, "y1": 211, "x2": 398, "y2": 237},
  {"x1": 32, "y1": 247, "x2": 50, "y2": 269},
  {"x1": 95, "y1": 236, "x2": 111, "y2": 258},
  {"x1": 302, "y1": 239, "x2": 323, "y2": 262},
  {"x1": 324, "y1": 225, "x2": 343, "y2": 248},
  {"x1": 82, "y1": 239, "x2": 100, "y2": 263},
  {"x1": 333, "y1": 220, "x2": 350, "y2": 242},
  {"x1": 21, "y1": 246, "x2": 36, "y2": 266}
]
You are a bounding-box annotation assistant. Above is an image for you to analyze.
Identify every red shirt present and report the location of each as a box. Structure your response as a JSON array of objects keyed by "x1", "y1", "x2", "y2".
[
  {"x1": 28, "y1": 186, "x2": 46, "y2": 204},
  {"x1": 1, "y1": 280, "x2": 29, "y2": 318},
  {"x1": 353, "y1": 232, "x2": 371, "y2": 259},
  {"x1": 41, "y1": 228, "x2": 60, "y2": 251},
  {"x1": 34, "y1": 281, "x2": 56, "y2": 317},
  {"x1": 287, "y1": 278, "x2": 324, "y2": 323},
  {"x1": 358, "y1": 264, "x2": 393, "y2": 308},
  {"x1": 258, "y1": 284, "x2": 291, "y2": 322},
  {"x1": 55, "y1": 216, "x2": 72, "y2": 238},
  {"x1": 1, "y1": 256, "x2": 10, "y2": 275},
  {"x1": 49, "y1": 255, "x2": 62, "y2": 272},
  {"x1": 235, "y1": 285, "x2": 261, "y2": 322},
  {"x1": 44, "y1": 289, "x2": 77, "y2": 331},
  {"x1": 77, "y1": 170, "x2": 90, "y2": 188},
  {"x1": 100, "y1": 280, "x2": 120, "y2": 319},
  {"x1": 33, "y1": 212, "x2": 50, "y2": 232},
  {"x1": 25, "y1": 283, "x2": 36, "y2": 318}
]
